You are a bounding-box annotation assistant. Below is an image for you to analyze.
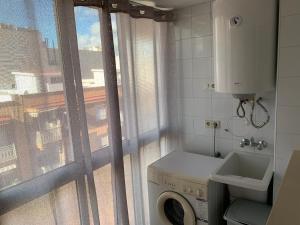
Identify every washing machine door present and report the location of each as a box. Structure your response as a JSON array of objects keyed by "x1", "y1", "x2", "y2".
[{"x1": 157, "y1": 191, "x2": 196, "y2": 225}]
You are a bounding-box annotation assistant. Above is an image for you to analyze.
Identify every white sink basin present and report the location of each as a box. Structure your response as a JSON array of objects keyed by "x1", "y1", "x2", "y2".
[{"x1": 211, "y1": 151, "x2": 273, "y2": 202}]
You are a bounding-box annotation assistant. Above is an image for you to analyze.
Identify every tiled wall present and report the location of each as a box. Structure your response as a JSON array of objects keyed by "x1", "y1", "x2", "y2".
[
  {"x1": 274, "y1": 0, "x2": 300, "y2": 195},
  {"x1": 167, "y1": 1, "x2": 276, "y2": 158}
]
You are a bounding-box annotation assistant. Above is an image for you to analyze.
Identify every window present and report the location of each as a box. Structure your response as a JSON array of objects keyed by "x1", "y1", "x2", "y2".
[
  {"x1": 0, "y1": 0, "x2": 73, "y2": 191},
  {"x1": 74, "y1": 7, "x2": 135, "y2": 225},
  {"x1": 0, "y1": 1, "x2": 168, "y2": 225},
  {"x1": 0, "y1": 182, "x2": 80, "y2": 225},
  {"x1": 75, "y1": 7, "x2": 111, "y2": 152}
]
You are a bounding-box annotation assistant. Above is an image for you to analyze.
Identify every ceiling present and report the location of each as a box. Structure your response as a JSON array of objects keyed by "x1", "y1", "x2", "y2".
[{"x1": 152, "y1": 0, "x2": 210, "y2": 9}]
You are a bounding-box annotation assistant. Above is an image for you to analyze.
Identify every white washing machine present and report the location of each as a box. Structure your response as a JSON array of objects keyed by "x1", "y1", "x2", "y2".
[{"x1": 148, "y1": 151, "x2": 226, "y2": 225}]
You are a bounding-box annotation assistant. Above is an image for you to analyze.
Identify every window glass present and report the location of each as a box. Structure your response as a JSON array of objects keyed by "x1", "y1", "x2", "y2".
[
  {"x1": 0, "y1": 182, "x2": 80, "y2": 225},
  {"x1": 93, "y1": 164, "x2": 115, "y2": 225},
  {"x1": 74, "y1": 8, "x2": 126, "y2": 152},
  {"x1": 91, "y1": 157, "x2": 136, "y2": 225},
  {"x1": 133, "y1": 19, "x2": 158, "y2": 134},
  {"x1": 0, "y1": 0, "x2": 74, "y2": 190}
]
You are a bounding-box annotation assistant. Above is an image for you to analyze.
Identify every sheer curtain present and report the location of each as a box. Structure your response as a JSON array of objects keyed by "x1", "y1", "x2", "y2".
[{"x1": 116, "y1": 14, "x2": 169, "y2": 225}]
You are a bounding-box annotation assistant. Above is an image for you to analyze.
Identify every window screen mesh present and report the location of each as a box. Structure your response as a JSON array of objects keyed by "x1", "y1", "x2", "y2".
[
  {"x1": 0, "y1": 182, "x2": 80, "y2": 225},
  {"x1": 0, "y1": 0, "x2": 74, "y2": 191},
  {"x1": 74, "y1": 8, "x2": 127, "y2": 153}
]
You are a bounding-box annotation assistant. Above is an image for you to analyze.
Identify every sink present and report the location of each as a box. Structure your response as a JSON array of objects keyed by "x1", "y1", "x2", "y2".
[{"x1": 211, "y1": 151, "x2": 273, "y2": 202}]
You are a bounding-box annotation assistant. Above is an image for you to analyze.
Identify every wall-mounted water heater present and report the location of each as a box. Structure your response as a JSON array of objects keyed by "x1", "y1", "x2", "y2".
[{"x1": 213, "y1": 0, "x2": 277, "y2": 128}]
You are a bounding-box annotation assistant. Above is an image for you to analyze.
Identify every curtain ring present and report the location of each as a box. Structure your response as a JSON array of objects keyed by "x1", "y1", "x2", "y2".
[
  {"x1": 139, "y1": 10, "x2": 145, "y2": 15},
  {"x1": 112, "y1": 3, "x2": 118, "y2": 9}
]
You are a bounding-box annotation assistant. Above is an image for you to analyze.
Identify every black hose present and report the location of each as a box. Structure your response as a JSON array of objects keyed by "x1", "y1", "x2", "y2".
[
  {"x1": 250, "y1": 97, "x2": 270, "y2": 129},
  {"x1": 236, "y1": 99, "x2": 246, "y2": 118}
]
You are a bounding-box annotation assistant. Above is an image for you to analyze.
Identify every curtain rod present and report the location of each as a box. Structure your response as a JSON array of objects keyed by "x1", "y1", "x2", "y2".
[{"x1": 73, "y1": 0, "x2": 175, "y2": 22}]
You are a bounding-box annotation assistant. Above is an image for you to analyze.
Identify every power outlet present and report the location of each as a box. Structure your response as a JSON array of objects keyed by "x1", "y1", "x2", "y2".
[{"x1": 205, "y1": 120, "x2": 221, "y2": 128}]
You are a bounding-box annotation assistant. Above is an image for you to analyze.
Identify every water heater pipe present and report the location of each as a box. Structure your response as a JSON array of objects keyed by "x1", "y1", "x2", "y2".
[
  {"x1": 250, "y1": 97, "x2": 270, "y2": 129},
  {"x1": 235, "y1": 97, "x2": 270, "y2": 129}
]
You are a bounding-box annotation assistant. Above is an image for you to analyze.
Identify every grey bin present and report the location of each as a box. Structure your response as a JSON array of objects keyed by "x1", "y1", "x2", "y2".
[{"x1": 224, "y1": 199, "x2": 272, "y2": 225}]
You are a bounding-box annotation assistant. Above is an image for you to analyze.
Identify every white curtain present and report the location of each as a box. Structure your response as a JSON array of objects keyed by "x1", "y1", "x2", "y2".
[{"x1": 116, "y1": 14, "x2": 170, "y2": 225}]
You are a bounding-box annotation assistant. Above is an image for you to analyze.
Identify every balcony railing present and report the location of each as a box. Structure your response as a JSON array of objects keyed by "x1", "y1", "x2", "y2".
[
  {"x1": 0, "y1": 144, "x2": 17, "y2": 164},
  {"x1": 36, "y1": 127, "x2": 62, "y2": 147}
]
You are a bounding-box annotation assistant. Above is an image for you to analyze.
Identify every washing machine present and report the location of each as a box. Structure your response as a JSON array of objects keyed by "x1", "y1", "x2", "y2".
[{"x1": 148, "y1": 151, "x2": 226, "y2": 225}]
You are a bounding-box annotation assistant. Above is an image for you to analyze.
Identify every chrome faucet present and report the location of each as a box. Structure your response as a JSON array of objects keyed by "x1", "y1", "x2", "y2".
[
  {"x1": 240, "y1": 138, "x2": 250, "y2": 148},
  {"x1": 240, "y1": 137, "x2": 267, "y2": 150}
]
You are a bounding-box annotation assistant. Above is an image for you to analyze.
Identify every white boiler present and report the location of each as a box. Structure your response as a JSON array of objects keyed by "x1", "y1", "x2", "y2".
[{"x1": 213, "y1": 0, "x2": 277, "y2": 97}]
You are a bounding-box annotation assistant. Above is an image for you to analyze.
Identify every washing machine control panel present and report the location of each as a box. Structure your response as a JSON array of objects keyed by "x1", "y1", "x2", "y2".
[{"x1": 148, "y1": 166, "x2": 208, "y2": 200}]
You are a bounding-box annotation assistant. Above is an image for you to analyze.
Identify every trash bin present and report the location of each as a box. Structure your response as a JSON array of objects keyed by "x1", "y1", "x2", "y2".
[{"x1": 224, "y1": 199, "x2": 272, "y2": 225}]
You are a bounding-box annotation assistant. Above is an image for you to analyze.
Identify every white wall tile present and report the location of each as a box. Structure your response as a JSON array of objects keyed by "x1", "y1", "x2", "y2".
[
  {"x1": 280, "y1": 14, "x2": 300, "y2": 47},
  {"x1": 275, "y1": 133, "x2": 300, "y2": 180},
  {"x1": 192, "y1": 78, "x2": 212, "y2": 98},
  {"x1": 275, "y1": 156, "x2": 292, "y2": 181},
  {"x1": 176, "y1": 7, "x2": 192, "y2": 19},
  {"x1": 192, "y1": 14, "x2": 212, "y2": 37},
  {"x1": 182, "y1": 116, "x2": 194, "y2": 134},
  {"x1": 183, "y1": 134, "x2": 212, "y2": 156},
  {"x1": 276, "y1": 133, "x2": 300, "y2": 160},
  {"x1": 277, "y1": 106, "x2": 300, "y2": 134},
  {"x1": 212, "y1": 92, "x2": 233, "y2": 99},
  {"x1": 193, "y1": 116, "x2": 213, "y2": 137},
  {"x1": 232, "y1": 116, "x2": 262, "y2": 138},
  {"x1": 168, "y1": 42, "x2": 177, "y2": 61},
  {"x1": 277, "y1": 77, "x2": 300, "y2": 106},
  {"x1": 215, "y1": 137, "x2": 234, "y2": 157},
  {"x1": 173, "y1": 2, "x2": 275, "y2": 159},
  {"x1": 278, "y1": 46, "x2": 300, "y2": 77},
  {"x1": 192, "y1": 58, "x2": 212, "y2": 78},
  {"x1": 182, "y1": 79, "x2": 194, "y2": 98},
  {"x1": 168, "y1": 60, "x2": 179, "y2": 79},
  {"x1": 175, "y1": 41, "x2": 181, "y2": 59},
  {"x1": 180, "y1": 39, "x2": 192, "y2": 59},
  {"x1": 167, "y1": 78, "x2": 180, "y2": 99},
  {"x1": 182, "y1": 59, "x2": 193, "y2": 77},
  {"x1": 280, "y1": 0, "x2": 300, "y2": 16},
  {"x1": 178, "y1": 18, "x2": 191, "y2": 40},
  {"x1": 274, "y1": 0, "x2": 300, "y2": 196},
  {"x1": 212, "y1": 98, "x2": 233, "y2": 119},
  {"x1": 215, "y1": 118, "x2": 234, "y2": 139},
  {"x1": 191, "y1": 2, "x2": 211, "y2": 16},
  {"x1": 192, "y1": 36, "x2": 212, "y2": 58},
  {"x1": 212, "y1": 98, "x2": 234, "y2": 138},
  {"x1": 195, "y1": 98, "x2": 213, "y2": 119},
  {"x1": 182, "y1": 98, "x2": 212, "y2": 117}
]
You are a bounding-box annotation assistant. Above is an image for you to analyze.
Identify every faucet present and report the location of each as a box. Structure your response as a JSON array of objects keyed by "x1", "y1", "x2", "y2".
[
  {"x1": 240, "y1": 138, "x2": 250, "y2": 148},
  {"x1": 240, "y1": 137, "x2": 267, "y2": 150}
]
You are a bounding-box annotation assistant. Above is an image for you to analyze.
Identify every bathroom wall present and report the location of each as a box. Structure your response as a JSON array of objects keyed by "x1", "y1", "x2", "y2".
[
  {"x1": 167, "y1": 1, "x2": 276, "y2": 158},
  {"x1": 274, "y1": 0, "x2": 300, "y2": 195}
]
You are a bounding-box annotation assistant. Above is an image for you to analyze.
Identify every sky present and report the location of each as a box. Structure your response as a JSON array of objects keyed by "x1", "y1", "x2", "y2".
[
  {"x1": 0, "y1": 0, "x2": 117, "y2": 51},
  {"x1": 74, "y1": 6, "x2": 102, "y2": 50}
]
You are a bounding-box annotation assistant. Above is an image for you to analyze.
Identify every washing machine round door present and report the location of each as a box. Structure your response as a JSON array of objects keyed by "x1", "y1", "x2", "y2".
[{"x1": 157, "y1": 191, "x2": 196, "y2": 225}]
